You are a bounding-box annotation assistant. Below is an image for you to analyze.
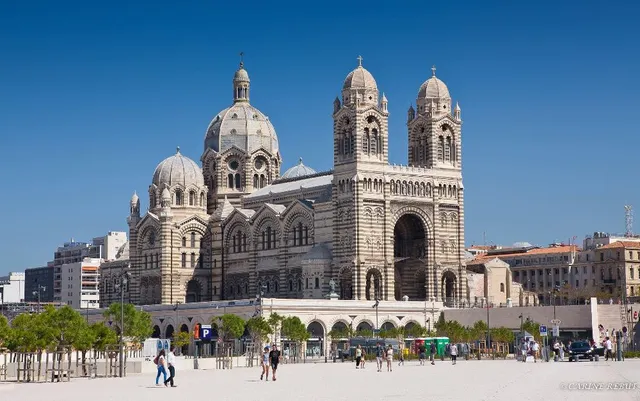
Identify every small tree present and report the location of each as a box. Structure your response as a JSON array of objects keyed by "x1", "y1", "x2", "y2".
[
  {"x1": 103, "y1": 303, "x2": 153, "y2": 344},
  {"x1": 90, "y1": 323, "x2": 118, "y2": 351},
  {"x1": 267, "y1": 313, "x2": 283, "y2": 342},
  {"x1": 246, "y1": 316, "x2": 272, "y2": 345},
  {"x1": 171, "y1": 331, "x2": 191, "y2": 354},
  {"x1": 0, "y1": 315, "x2": 10, "y2": 348},
  {"x1": 405, "y1": 324, "x2": 427, "y2": 339},
  {"x1": 213, "y1": 314, "x2": 245, "y2": 341}
]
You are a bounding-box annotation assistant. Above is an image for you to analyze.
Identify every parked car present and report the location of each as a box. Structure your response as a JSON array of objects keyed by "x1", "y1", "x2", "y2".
[{"x1": 568, "y1": 341, "x2": 594, "y2": 361}]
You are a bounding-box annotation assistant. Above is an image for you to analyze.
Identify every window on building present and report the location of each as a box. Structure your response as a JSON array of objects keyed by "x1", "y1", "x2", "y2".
[
  {"x1": 181, "y1": 253, "x2": 186, "y2": 268},
  {"x1": 175, "y1": 190, "x2": 183, "y2": 206},
  {"x1": 191, "y1": 253, "x2": 196, "y2": 268},
  {"x1": 191, "y1": 232, "x2": 196, "y2": 248},
  {"x1": 631, "y1": 268, "x2": 635, "y2": 280},
  {"x1": 198, "y1": 254, "x2": 203, "y2": 269},
  {"x1": 315, "y1": 277, "x2": 319, "y2": 289},
  {"x1": 600, "y1": 253, "x2": 604, "y2": 262},
  {"x1": 583, "y1": 266, "x2": 587, "y2": 274},
  {"x1": 289, "y1": 280, "x2": 293, "y2": 292},
  {"x1": 235, "y1": 173, "x2": 241, "y2": 190},
  {"x1": 182, "y1": 237, "x2": 186, "y2": 247},
  {"x1": 584, "y1": 279, "x2": 587, "y2": 287},
  {"x1": 189, "y1": 191, "x2": 195, "y2": 206},
  {"x1": 233, "y1": 235, "x2": 237, "y2": 253},
  {"x1": 262, "y1": 231, "x2": 266, "y2": 250},
  {"x1": 242, "y1": 234, "x2": 247, "y2": 252},
  {"x1": 500, "y1": 283, "x2": 505, "y2": 292},
  {"x1": 228, "y1": 174, "x2": 234, "y2": 189},
  {"x1": 305, "y1": 278, "x2": 309, "y2": 289},
  {"x1": 274, "y1": 281, "x2": 278, "y2": 293},
  {"x1": 144, "y1": 255, "x2": 148, "y2": 269},
  {"x1": 575, "y1": 280, "x2": 579, "y2": 288}
]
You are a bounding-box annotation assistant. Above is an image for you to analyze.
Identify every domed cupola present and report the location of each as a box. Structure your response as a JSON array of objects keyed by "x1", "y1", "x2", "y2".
[
  {"x1": 341, "y1": 56, "x2": 379, "y2": 108},
  {"x1": 281, "y1": 158, "x2": 317, "y2": 179},
  {"x1": 149, "y1": 147, "x2": 207, "y2": 211},
  {"x1": 233, "y1": 59, "x2": 250, "y2": 102},
  {"x1": 416, "y1": 66, "x2": 451, "y2": 116}
]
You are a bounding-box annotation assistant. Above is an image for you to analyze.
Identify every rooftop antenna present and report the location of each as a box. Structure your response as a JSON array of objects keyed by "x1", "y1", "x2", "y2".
[{"x1": 625, "y1": 205, "x2": 634, "y2": 237}]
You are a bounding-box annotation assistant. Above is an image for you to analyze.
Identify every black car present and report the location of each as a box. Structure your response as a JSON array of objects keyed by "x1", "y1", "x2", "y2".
[{"x1": 568, "y1": 341, "x2": 594, "y2": 361}]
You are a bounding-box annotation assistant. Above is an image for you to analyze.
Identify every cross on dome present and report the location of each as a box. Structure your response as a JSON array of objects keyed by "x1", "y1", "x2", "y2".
[
  {"x1": 357, "y1": 55, "x2": 363, "y2": 67},
  {"x1": 176, "y1": 146, "x2": 180, "y2": 154},
  {"x1": 432, "y1": 65, "x2": 436, "y2": 77},
  {"x1": 239, "y1": 51, "x2": 244, "y2": 68}
]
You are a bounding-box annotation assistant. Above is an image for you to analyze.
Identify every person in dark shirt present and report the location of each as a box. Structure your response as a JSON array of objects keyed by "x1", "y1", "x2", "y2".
[
  {"x1": 419, "y1": 345, "x2": 426, "y2": 365},
  {"x1": 269, "y1": 344, "x2": 281, "y2": 381},
  {"x1": 429, "y1": 342, "x2": 437, "y2": 365}
]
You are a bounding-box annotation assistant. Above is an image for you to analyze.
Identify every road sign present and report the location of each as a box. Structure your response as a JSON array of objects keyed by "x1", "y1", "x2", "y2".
[
  {"x1": 550, "y1": 319, "x2": 562, "y2": 325},
  {"x1": 539, "y1": 325, "x2": 547, "y2": 336},
  {"x1": 552, "y1": 325, "x2": 560, "y2": 337},
  {"x1": 200, "y1": 324, "x2": 212, "y2": 341}
]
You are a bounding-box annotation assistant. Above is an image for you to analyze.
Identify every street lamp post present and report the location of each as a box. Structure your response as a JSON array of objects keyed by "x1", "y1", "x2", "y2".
[
  {"x1": 372, "y1": 297, "x2": 380, "y2": 337},
  {"x1": 485, "y1": 297, "x2": 491, "y2": 353},
  {"x1": 430, "y1": 297, "x2": 435, "y2": 332},
  {"x1": 519, "y1": 314, "x2": 524, "y2": 336},
  {"x1": 117, "y1": 269, "x2": 131, "y2": 378}
]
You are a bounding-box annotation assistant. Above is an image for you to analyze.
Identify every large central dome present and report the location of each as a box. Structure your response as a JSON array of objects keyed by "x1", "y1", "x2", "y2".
[{"x1": 203, "y1": 62, "x2": 279, "y2": 155}]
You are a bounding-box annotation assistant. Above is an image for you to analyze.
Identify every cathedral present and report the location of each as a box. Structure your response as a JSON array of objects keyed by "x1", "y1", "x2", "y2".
[{"x1": 123, "y1": 57, "x2": 466, "y2": 307}]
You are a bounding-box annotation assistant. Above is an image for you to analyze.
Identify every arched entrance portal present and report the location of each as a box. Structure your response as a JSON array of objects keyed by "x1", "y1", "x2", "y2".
[
  {"x1": 152, "y1": 325, "x2": 161, "y2": 338},
  {"x1": 306, "y1": 321, "x2": 325, "y2": 357},
  {"x1": 339, "y1": 268, "x2": 353, "y2": 300},
  {"x1": 394, "y1": 213, "x2": 427, "y2": 300},
  {"x1": 186, "y1": 279, "x2": 202, "y2": 303},
  {"x1": 441, "y1": 271, "x2": 457, "y2": 307}
]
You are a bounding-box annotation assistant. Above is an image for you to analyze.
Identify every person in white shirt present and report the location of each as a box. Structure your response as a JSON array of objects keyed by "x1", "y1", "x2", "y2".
[
  {"x1": 164, "y1": 346, "x2": 177, "y2": 387},
  {"x1": 604, "y1": 337, "x2": 613, "y2": 361},
  {"x1": 449, "y1": 343, "x2": 458, "y2": 365},
  {"x1": 531, "y1": 341, "x2": 539, "y2": 363}
]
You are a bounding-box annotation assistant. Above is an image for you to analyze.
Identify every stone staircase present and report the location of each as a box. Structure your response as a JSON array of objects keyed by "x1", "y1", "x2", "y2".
[{"x1": 596, "y1": 304, "x2": 625, "y2": 341}]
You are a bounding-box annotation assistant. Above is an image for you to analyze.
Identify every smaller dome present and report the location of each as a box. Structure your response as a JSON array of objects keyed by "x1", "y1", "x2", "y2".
[
  {"x1": 281, "y1": 158, "x2": 317, "y2": 179},
  {"x1": 130, "y1": 191, "x2": 139, "y2": 205},
  {"x1": 302, "y1": 243, "x2": 332, "y2": 260},
  {"x1": 234, "y1": 62, "x2": 250, "y2": 82},
  {"x1": 343, "y1": 57, "x2": 377, "y2": 91},
  {"x1": 418, "y1": 66, "x2": 450, "y2": 99},
  {"x1": 152, "y1": 147, "x2": 205, "y2": 189}
]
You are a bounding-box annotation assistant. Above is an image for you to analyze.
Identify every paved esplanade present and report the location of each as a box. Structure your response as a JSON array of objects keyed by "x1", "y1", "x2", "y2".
[{"x1": 2, "y1": 360, "x2": 640, "y2": 401}]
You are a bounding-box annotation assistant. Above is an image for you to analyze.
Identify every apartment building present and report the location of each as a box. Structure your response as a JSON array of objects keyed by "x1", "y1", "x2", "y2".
[
  {"x1": 0, "y1": 272, "x2": 25, "y2": 303},
  {"x1": 57, "y1": 258, "x2": 101, "y2": 309},
  {"x1": 24, "y1": 266, "x2": 53, "y2": 303},
  {"x1": 593, "y1": 241, "x2": 640, "y2": 301}
]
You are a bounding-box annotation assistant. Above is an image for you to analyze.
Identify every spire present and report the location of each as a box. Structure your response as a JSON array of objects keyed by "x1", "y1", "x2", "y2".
[
  {"x1": 454, "y1": 101, "x2": 461, "y2": 120},
  {"x1": 431, "y1": 65, "x2": 436, "y2": 77},
  {"x1": 176, "y1": 146, "x2": 180, "y2": 154},
  {"x1": 233, "y1": 53, "x2": 250, "y2": 103},
  {"x1": 298, "y1": 157, "x2": 303, "y2": 165},
  {"x1": 381, "y1": 92, "x2": 388, "y2": 112}
]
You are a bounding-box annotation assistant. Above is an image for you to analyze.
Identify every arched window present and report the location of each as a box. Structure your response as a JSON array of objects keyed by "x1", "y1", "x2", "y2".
[
  {"x1": 181, "y1": 253, "x2": 186, "y2": 268},
  {"x1": 235, "y1": 173, "x2": 241, "y2": 190},
  {"x1": 182, "y1": 237, "x2": 186, "y2": 247},
  {"x1": 260, "y1": 174, "x2": 266, "y2": 188},
  {"x1": 445, "y1": 137, "x2": 451, "y2": 162},
  {"x1": 266, "y1": 282, "x2": 270, "y2": 293},
  {"x1": 144, "y1": 255, "x2": 148, "y2": 269},
  {"x1": 371, "y1": 132, "x2": 377, "y2": 156},
  {"x1": 261, "y1": 231, "x2": 266, "y2": 250},
  {"x1": 232, "y1": 235, "x2": 237, "y2": 253},
  {"x1": 191, "y1": 232, "x2": 196, "y2": 248},
  {"x1": 274, "y1": 281, "x2": 278, "y2": 293},
  {"x1": 253, "y1": 174, "x2": 259, "y2": 188},
  {"x1": 363, "y1": 128, "x2": 370, "y2": 155},
  {"x1": 298, "y1": 280, "x2": 302, "y2": 291},
  {"x1": 175, "y1": 190, "x2": 183, "y2": 205},
  {"x1": 314, "y1": 277, "x2": 319, "y2": 289},
  {"x1": 437, "y1": 136, "x2": 444, "y2": 162},
  {"x1": 200, "y1": 192, "x2": 204, "y2": 206},
  {"x1": 242, "y1": 234, "x2": 247, "y2": 252},
  {"x1": 304, "y1": 226, "x2": 309, "y2": 245},
  {"x1": 189, "y1": 191, "x2": 195, "y2": 206},
  {"x1": 292, "y1": 225, "x2": 297, "y2": 245},
  {"x1": 190, "y1": 252, "x2": 196, "y2": 268},
  {"x1": 500, "y1": 283, "x2": 505, "y2": 293},
  {"x1": 289, "y1": 280, "x2": 293, "y2": 291}
]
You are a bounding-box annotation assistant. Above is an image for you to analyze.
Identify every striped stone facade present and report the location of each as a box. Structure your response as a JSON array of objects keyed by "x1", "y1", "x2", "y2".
[{"x1": 118, "y1": 59, "x2": 466, "y2": 307}]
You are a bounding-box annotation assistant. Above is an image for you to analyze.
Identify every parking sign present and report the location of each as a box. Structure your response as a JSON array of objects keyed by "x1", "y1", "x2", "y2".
[
  {"x1": 539, "y1": 325, "x2": 547, "y2": 337},
  {"x1": 200, "y1": 324, "x2": 212, "y2": 341}
]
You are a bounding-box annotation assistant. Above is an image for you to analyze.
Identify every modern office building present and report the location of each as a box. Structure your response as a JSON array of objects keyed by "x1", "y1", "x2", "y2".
[
  {"x1": 0, "y1": 272, "x2": 25, "y2": 304},
  {"x1": 57, "y1": 258, "x2": 101, "y2": 309},
  {"x1": 24, "y1": 266, "x2": 54, "y2": 303}
]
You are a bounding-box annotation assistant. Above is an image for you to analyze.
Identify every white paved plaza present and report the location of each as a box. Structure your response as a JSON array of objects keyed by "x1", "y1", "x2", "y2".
[{"x1": 2, "y1": 359, "x2": 640, "y2": 401}]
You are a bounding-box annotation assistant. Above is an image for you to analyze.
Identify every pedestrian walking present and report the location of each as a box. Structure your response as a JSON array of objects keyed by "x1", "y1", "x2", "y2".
[
  {"x1": 355, "y1": 344, "x2": 362, "y2": 369},
  {"x1": 604, "y1": 337, "x2": 613, "y2": 361},
  {"x1": 375, "y1": 342, "x2": 384, "y2": 372},
  {"x1": 419, "y1": 344, "x2": 426, "y2": 365},
  {"x1": 154, "y1": 349, "x2": 168, "y2": 386},
  {"x1": 449, "y1": 343, "x2": 458, "y2": 365},
  {"x1": 164, "y1": 345, "x2": 177, "y2": 387},
  {"x1": 386, "y1": 345, "x2": 393, "y2": 372},
  {"x1": 260, "y1": 346, "x2": 270, "y2": 381},
  {"x1": 429, "y1": 342, "x2": 437, "y2": 365},
  {"x1": 269, "y1": 344, "x2": 281, "y2": 381}
]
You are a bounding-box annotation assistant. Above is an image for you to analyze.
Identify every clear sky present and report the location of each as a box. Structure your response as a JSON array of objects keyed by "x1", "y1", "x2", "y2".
[{"x1": 1, "y1": 0, "x2": 639, "y2": 274}]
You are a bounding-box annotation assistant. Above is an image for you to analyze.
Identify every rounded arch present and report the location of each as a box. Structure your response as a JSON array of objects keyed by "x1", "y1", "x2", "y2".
[
  {"x1": 165, "y1": 324, "x2": 175, "y2": 339},
  {"x1": 380, "y1": 321, "x2": 396, "y2": 331},
  {"x1": 251, "y1": 214, "x2": 281, "y2": 244},
  {"x1": 185, "y1": 279, "x2": 203, "y2": 303},
  {"x1": 338, "y1": 265, "x2": 354, "y2": 300},
  {"x1": 441, "y1": 269, "x2": 458, "y2": 307},
  {"x1": 223, "y1": 217, "x2": 251, "y2": 250},
  {"x1": 306, "y1": 320, "x2": 326, "y2": 340},
  {"x1": 365, "y1": 267, "x2": 382, "y2": 301},
  {"x1": 179, "y1": 222, "x2": 207, "y2": 239},
  {"x1": 330, "y1": 320, "x2": 349, "y2": 333},
  {"x1": 138, "y1": 224, "x2": 160, "y2": 249},
  {"x1": 152, "y1": 325, "x2": 161, "y2": 338},
  {"x1": 355, "y1": 320, "x2": 374, "y2": 332},
  {"x1": 403, "y1": 321, "x2": 421, "y2": 337},
  {"x1": 180, "y1": 324, "x2": 189, "y2": 333}
]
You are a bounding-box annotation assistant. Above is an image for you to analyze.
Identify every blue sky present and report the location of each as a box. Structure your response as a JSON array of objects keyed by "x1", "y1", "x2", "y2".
[{"x1": 1, "y1": 0, "x2": 639, "y2": 273}]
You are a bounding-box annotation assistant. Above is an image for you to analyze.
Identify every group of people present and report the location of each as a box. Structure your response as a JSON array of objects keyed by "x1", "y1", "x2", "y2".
[
  {"x1": 154, "y1": 345, "x2": 177, "y2": 387},
  {"x1": 260, "y1": 343, "x2": 282, "y2": 381},
  {"x1": 519, "y1": 339, "x2": 541, "y2": 362}
]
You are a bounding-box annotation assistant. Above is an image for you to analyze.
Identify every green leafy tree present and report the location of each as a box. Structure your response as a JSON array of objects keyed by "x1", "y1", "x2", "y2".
[
  {"x1": 0, "y1": 315, "x2": 10, "y2": 348},
  {"x1": 41, "y1": 305, "x2": 87, "y2": 349},
  {"x1": 7, "y1": 312, "x2": 51, "y2": 351},
  {"x1": 246, "y1": 316, "x2": 272, "y2": 344},
  {"x1": 267, "y1": 312, "x2": 283, "y2": 341},
  {"x1": 522, "y1": 319, "x2": 541, "y2": 343},
  {"x1": 405, "y1": 324, "x2": 427, "y2": 338},
  {"x1": 103, "y1": 303, "x2": 153, "y2": 343},
  {"x1": 172, "y1": 331, "x2": 191, "y2": 350},
  {"x1": 355, "y1": 328, "x2": 373, "y2": 338},
  {"x1": 281, "y1": 316, "x2": 309, "y2": 343},
  {"x1": 328, "y1": 327, "x2": 352, "y2": 340},
  {"x1": 490, "y1": 327, "x2": 515, "y2": 344},
  {"x1": 90, "y1": 323, "x2": 118, "y2": 351},
  {"x1": 213, "y1": 314, "x2": 246, "y2": 341}
]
